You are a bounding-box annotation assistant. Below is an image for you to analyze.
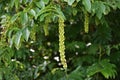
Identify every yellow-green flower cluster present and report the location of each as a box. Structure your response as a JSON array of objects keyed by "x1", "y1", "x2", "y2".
[
  {"x1": 43, "y1": 19, "x2": 49, "y2": 36},
  {"x1": 58, "y1": 18, "x2": 67, "y2": 70},
  {"x1": 84, "y1": 12, "x2": 89, "y2": 33}
]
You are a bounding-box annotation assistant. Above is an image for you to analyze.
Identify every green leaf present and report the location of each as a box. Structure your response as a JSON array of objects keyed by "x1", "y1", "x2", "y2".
[
  {"x1": 10, "y1": 14, "x2": 19, "y2": 23},
  {"x1": 106, "y1": 45, "x2": 111, "y2": 56},
  {"x1": 35, "y1": 5, "x2": 53, "y2": 19},
  {"x1": 23, "y1": 0, "x2": 28, "y2": 4},
  {"x1": 23, "y1": 27, "x2": 30, "y2": 41},
  {"x1": 82, "y1": 0, "x2": 91, "y2": 12},
  {"x1": 40, "y1": 0, "x2": 45, "y2": 8},
  {"x1": 100, "y1": 60, "x2": 117, "y2": 79},
  {"x1": 20, "y1": 12, "x2": 28, "y2": 25},
  {"x1": 35, "y1": 1, "x2": 45, "y2": 8},
  {"x1": 15, "y1": 0, "x2": 19, "y2": 10},
  {"x1": 39, "y1": 13, "x2": 51, "y2": 21},
  {"x1": 87, "y1": 44, "x2": 99, "y2": 55},
  {"x1": 87, "y1": 62, "x2": 102, "y2": 77},
  {"x1": 92, "y1": 1, "x2": 106, "y2": 19},
  {"x1": 93, "y1": 24, "x2": 111, "y2": 44},
  {"x1": 0, "y1": 72, "x2": 2, "y2": 80},
  {"x1": 29, "y1": 9, "x2": 36, "y2": 17},
  {"x1": 43, "y1": 0, "x2": 49, "y2": 4},
  {"x1": 7, "y1": 27, "x2": 20, "y2": 38},
  {"x1": 6, "y1": 27, "x2": 20, "y2": 47},
  {"x1": 116, "y1": 0, "x2": 120, "y2": 9},
  {"x1": 104, "y1": 5, "x2": 110, "y2": 15},
  {"x1": 68, "y1": 66, "x2": 84, "y2": 80},
  {"x1": 10, "y1": 0, "x2": 15, "y2": 8},
  {"x1": 87, "y1": 59, "x2": 117, "y2": 79},
  {"x1": 14, "y1": 31, "x2": 22, "y2": 49},
  {"x1": 9, "y1": 38, "x2": 14, "y2": 48},
  {"x1": 76, "y1": 0, "x2": 81, "y2": 2},
  {"x1": 68, "y1": 0, "x2": 75, "y2": 5},
  {"x1": 97, "y1": 2, "x2": 105, "y2": 19},
  {"x1": 106, "y1": 1, "x2": 117, "y2": 10}
]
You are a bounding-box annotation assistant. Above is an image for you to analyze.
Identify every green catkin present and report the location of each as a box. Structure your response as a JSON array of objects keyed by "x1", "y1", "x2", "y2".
[
  {"x1": 58, "y1": 18, "x2": 67, "y2": 70},
  {"x1": 43, "y1": 19, "x2": 49, "y2": 36},
  {"x1": 84, "y1": 12, "x2": 89, "y2": 33}
]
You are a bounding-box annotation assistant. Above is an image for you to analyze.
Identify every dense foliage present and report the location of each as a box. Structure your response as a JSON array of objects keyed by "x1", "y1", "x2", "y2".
[{"x1": 0, "y1": 0, "x2": 120, "y2": 80}]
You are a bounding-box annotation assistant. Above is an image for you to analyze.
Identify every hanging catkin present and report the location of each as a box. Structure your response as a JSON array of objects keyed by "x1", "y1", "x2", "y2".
[
  {"x1": 84, "y1": 12, "x2": 89, "y2": 33},
  {"x1": 58, "y1": 18, "x2": 67, "y2": 70},
  {"x1": 43, "y1": 19, "x2": 49, "y2": 36}
]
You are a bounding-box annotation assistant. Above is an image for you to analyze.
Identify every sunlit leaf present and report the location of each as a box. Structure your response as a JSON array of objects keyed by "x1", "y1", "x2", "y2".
[
  {"x1": 76, "y1": 0, "x2": 81, "y2": 2},
  {"x1": 29, "y1": 9, "x2": 36, "y2": 17},
  {"x1": 23, "y1": 27, "x2": 30, "y2": 41},
  {"x1": 43, "y1": 0, "x2": 49, "y2": 4},
  {"x1": 35, "y1": 1, "x2": 45, "y2": 8},
  {"x1": 82, "y1": 0, "x2": 91, "y2": 12},
  {"x1": 9, "y1": 38, "x2": 14, "y2": 48},
  {"x1": 68, "y1": 0, "x2": 75, "y2": 5},
  {"x1": 14, "y1": 31, "x2": 22, "y2": 49},
  {"x1": 20, "y1": 12, "x2": 28, "y2": 25},
  {"x1": 10, "y1": 14, "x2": 19, "y2": 23}
]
